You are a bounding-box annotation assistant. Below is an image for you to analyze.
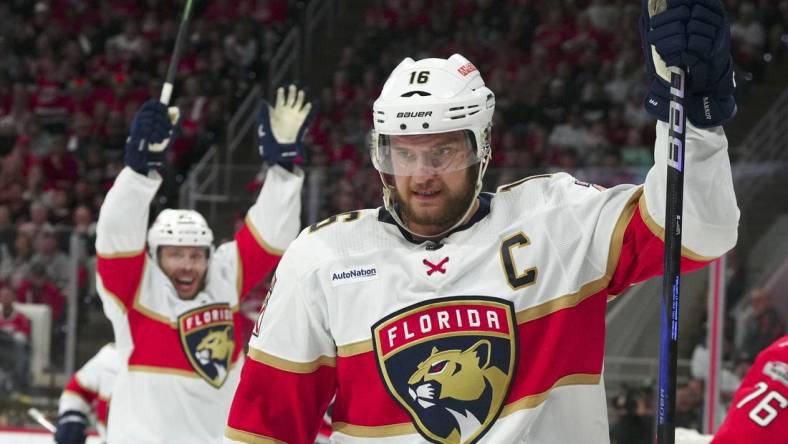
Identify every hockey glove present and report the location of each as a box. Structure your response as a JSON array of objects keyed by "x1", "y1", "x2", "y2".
[
  {"x1": 258, "y1": 84, "x2": 314, "y2": 169},
  {"x1": 640, "y1": 0, "x2": 736, "y2": 127},
  {"x1": 54, "y1": 410, "x2": 87, "y2": 444},
  {"x1": 124, "y1": 100, "x2": 180, "y2": 175}
]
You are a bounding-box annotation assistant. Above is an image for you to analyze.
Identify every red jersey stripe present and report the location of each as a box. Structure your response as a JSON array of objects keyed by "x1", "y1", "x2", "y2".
[{"x1": 227, "y1": 357, "x2": 335, "y2": 443}]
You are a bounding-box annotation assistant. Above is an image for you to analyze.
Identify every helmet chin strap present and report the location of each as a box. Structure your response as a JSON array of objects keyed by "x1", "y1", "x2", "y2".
[{"x1": 380, "y1": 156, "x2": 489, "y2": 241}]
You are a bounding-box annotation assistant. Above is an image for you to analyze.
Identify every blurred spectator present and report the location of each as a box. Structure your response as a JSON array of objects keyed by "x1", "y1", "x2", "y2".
[
  {"x1": 742, "y1": 288, "x2": 785, "y2": 359},
  {"x1": 0, "y1": 232, "x2": 34, "y2": 289},
  {"x1": 17, "y1": 200, "x2": 52, "y2": 237},
  {"x1": 730, "y1": 2, "x2": 766, "y2": 79},
  {"x1": 0, "y1": 205, "x2": 12, "y2": 249},
  {"x1": 31, "y1": 228, "x2": 71, "y2": 291},
  {"x1": 41, "y1": 134, "x2": 79, "y2": 191},
  {"x1": 610, "y1": 384, "x2": 654, "y2": 444},
  {"x1": 17, "y1": 262, "x2": 65, "y2": 322},
  {"x1": 675, "y1": 378, "x2": 704, "y2": 432},
  {"x1": 0, "y1": 281, "x2": 31, "y2": 391}
]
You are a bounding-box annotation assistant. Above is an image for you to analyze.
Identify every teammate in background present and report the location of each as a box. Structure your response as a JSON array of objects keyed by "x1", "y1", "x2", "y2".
[
  {"x1": 96, "y1": 85, "x2": 312, "y2": 444},
  {"x1": 711, "y1": 335, "x2": 788, "y2": 443},
  {"x1": 55, "y1": 343, "x2": 118, "y2": 444},
  {"x1": 225, "y1": 0, "x2": 739, "y2": 442}
]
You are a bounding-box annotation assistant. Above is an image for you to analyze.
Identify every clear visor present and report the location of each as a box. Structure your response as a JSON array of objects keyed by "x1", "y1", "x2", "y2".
[{"x1": 372, "y1": 130, "x2": 479, "y2": 177}]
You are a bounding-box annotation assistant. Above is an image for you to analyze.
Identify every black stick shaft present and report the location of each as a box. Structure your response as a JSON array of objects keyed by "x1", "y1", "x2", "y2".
[
  {"x1": 656, "y1": 66, "x2": 687, "y2": 444},
  {"x1": 160, "y1": 0, "x2": 194, "y2": 105}
]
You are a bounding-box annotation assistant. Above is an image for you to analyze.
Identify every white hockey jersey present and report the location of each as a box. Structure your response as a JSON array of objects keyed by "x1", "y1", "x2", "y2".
[
  {"x1": 225, "y1": 121, "x2": 738, "y2": 444},
  {"x1": 96, "y1": 165, "x2": 302, "y2": 444},
  {"x1": 59, "y1": 343, "x2": 119, "y2": 441}
]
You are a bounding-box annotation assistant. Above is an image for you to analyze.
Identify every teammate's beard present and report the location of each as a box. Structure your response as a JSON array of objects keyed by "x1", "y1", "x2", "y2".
[{"x1": 397, "y1": 168, "x2": 477, "y2": 232}]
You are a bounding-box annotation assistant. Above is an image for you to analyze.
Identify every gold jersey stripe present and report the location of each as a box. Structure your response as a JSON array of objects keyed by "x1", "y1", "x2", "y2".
[
  {"x1": 127, "y1": 365, "x2": 198, "y2": 378},
  {"x1": 244, "y1": 215, "x2": 285, "y2": 256},
  {"x1": 96, "y1": 249, "x2": 145, "y2": 259},
  {"x1": 637, "y1": 194, "x2": 717, "y2": 262},
  {"x1": 337, "y1": 339, "x2": 373, "y2": 357},
  {"x1": 500, "y1": 373, "x2": 602, "y2": 416},
  {"x1": 332, "y1": 421, "x2": 417, "y2": 437},
  {"x1": 96, "y1": 275, "x2": 127, "y2": 314},
  {"x1": 516, "y1": 188, "x2": 641, "y2": 323},
  {"x1": 247, "y1": 347, "x2": 335, "y2": 373},
  {"x1": 224, "y1": 426, "x2": 287, "y2": 444}
]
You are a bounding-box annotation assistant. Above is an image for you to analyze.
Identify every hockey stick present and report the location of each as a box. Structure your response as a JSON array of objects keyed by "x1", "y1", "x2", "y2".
[
  {"x1": 139, "y1": 0, "x2": 194, "y2": 172},
  {"x1": 159, "y1": 0, "x2": 195, "y2": 106},
  {"x1": 650, "y1": 1, "x2": 688, "y2": 443},
  {"x1": 27, "y1": 407, "x2": 56, "y2": 433}
]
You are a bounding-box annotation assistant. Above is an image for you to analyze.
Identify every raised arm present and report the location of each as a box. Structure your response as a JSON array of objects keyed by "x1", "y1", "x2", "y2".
[
  {"x1": 95, "y1": 101, "x2": 176, "y2": 310},
  {"x1": 233, "y1": 85, "x2": 312, "y2": 299},
  {"x1": 605, "y1": 0, "x2": 739, "y2": 292}
]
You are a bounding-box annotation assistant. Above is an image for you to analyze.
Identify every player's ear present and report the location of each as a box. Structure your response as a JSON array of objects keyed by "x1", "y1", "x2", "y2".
[{"x1": 467, "y1": 340, "x2": 491, "y2": 368}]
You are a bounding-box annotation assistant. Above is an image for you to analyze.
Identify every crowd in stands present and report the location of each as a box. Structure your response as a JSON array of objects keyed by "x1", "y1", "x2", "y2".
[
  {"x1": 302, "y1": 0, "x2": 788, "y2": 218},
  {"x1": 0, "y1": 0, "x2": 302, "y2": 391}
]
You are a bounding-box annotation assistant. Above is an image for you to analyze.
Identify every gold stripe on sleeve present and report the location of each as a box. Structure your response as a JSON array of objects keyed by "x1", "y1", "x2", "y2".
[
  {"x1": 224, "y1": 427, "x2": 287, "y2": 444},
  {"x1": 244, "y1": 215, "x2": 285, "y2": 256},
  {"x1": 515, "y1": 188, "x2": 640, "y2": 323},
  {"x1": 247, "y1": 347, "x2": 335, "y2": 373},
  {"x1": 638, "y1": 194, "x2": 717, "y2": 262},
  {"x1": 96, "y1": 249, "x2": 145, "y2": 259}
]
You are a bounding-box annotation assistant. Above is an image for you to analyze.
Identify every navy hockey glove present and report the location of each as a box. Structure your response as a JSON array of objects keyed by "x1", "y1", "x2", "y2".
[
  {"x1": 258, "y1": 84, "x2": 314, "y2": 169},
  {"x1": 124, "y1": 100, "x2": 180, "y2": 175},
  {"x1": 54, "y1": 410, "x2": 87, "y2": 444},
  {"x1": 640, "y1": 0, "x2": 736, "y2": 127}
]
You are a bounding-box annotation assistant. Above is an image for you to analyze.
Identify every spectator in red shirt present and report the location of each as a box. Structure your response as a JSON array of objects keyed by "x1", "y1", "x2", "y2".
[
  {"x1": 0, "y1": 281, "x2": 31, "y2": 390},
  {"x1": 40, "y1": 134, "x2": 79, "y2": 191},
  {"x1": 17, "y1": 262, "x2": 65, "y2": 322}
]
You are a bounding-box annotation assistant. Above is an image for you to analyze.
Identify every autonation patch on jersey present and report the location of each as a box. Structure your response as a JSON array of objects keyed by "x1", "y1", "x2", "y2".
[{"x1": 330, "y1": 264, "x2": 378, "y2": 286}]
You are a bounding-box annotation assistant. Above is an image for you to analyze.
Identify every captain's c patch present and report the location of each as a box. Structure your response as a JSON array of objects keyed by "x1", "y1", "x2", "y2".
[{"x1": 371, "y1": 296, "x2": 518, "y2": 444}]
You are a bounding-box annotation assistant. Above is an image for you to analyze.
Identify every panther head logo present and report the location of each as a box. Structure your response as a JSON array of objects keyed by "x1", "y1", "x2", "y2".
[
  {"x1": 372, "y1": 297, "x2": 517, "y2": 444},
  {"x1": 407, "y1": 340, "x2": 507, "y2": 443},
  {"x1": 178, "y1": 304, "x2": 236, "y2": 388},
  {"x1": 196, "y1": 326, "x2": 234, "y2": 367}
]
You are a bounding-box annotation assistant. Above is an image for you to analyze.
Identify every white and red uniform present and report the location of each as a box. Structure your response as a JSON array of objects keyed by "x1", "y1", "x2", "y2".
[
  {"x1": 712, "y1": 335, "x2": 788, "y2": 443},
  {"x1": 96, "y1": 165, "x2": 302, "y2": 444},
  {"x1": 225, "y1": 121, "x2": 739, "y2": 444},
  {"x1": 59, "y1": 343, "x2": 119, "y2": 441}
]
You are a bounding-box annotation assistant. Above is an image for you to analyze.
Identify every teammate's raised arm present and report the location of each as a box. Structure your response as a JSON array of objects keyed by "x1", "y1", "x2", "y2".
[
  {"x1": 94, "y1": 88, "x2": 312, "y2": 444},
  {"x1": 233, "y1": 85, "x2": 312, "y2": 299}
]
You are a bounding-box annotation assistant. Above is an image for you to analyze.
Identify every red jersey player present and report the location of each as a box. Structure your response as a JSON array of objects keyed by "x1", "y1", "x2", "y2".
[{"x1": 712, "y1": 335, "x2": 788, "y2": 443}]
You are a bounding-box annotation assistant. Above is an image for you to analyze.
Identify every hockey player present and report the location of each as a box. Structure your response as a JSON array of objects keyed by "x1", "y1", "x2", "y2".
[
  {"x1": 55, "y1": 343, "x2": 118, "y2": 444},
  {"x1": 711, "y1": 335, "x2": 788, "y2": 443},
  {"x1": 225, "y1": 1, "x2": 739, "y2": 442},
  {"x1": 96, "y1": 85, "x2": 312, "y2": 444}
]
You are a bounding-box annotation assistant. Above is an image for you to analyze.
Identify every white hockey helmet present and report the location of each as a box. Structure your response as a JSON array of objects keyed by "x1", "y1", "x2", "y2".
[
  {"x1": 370, "y1": 53, "x2": 495, "y2": 236},
  {"x1": 147, "y1": 209, "x2": 214, "y2": 261}
]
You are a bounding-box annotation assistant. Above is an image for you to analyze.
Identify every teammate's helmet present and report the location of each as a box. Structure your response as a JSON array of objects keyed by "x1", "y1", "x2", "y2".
[
  {"x1": 370, "y1": 54, "x2": 495, "y2": 236},
  {"x1": 147, "y1": 209, "x2": 214, "y2": 261}
]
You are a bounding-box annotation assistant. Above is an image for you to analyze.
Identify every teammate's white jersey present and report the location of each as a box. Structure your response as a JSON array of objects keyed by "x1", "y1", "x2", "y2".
[
  {"x1": 59, "y1": 343, "x2": 119, "y2": 441},
  {"x1": 226, "y1": 121, "x2": 739, "y2": 443},
  {"x1": 96, "y1": 165, "x2": 302, "y2": 444}
]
